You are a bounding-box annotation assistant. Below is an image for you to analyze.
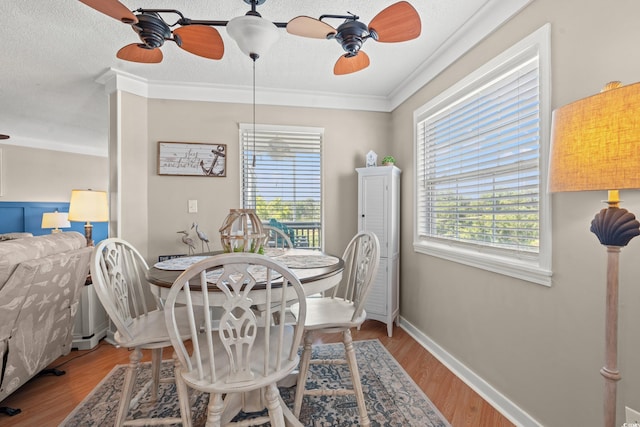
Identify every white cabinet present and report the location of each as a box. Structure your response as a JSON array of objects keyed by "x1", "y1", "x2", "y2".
[
  {"x1": 72, "y1": 282, "x2": 109, "y2": 350},
  {"x1": 357, "y1": 165, "x2": 400, "y2": 337}
]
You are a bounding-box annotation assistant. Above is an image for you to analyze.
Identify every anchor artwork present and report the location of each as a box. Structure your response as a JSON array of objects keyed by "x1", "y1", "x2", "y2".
[{"x1": 158, "y1": 142, "x2": 227, "y2": 177}]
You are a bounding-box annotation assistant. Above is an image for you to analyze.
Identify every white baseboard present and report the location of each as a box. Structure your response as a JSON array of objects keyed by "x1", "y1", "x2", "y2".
[
  {"x1": 104, "y1": 325, "x2": 117, "y2": 346},
  {"x1": 72, "y1": 327, "x2": 107, "y2": 350},
  {"x1": 399, "y1": 316, "x2": 542, "y2": 427}
]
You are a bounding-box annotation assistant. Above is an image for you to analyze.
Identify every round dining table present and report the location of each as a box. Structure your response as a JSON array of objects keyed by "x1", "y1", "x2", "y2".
[{"x1": 146, "y1": 248, "x2": 345, "y2": 303}]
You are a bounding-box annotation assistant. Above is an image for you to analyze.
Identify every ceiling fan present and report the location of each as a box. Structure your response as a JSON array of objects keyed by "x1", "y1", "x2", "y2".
[
  {"x1": 286, "y1": 1, "x2": 421, "y2": 75},
  {"x1": 78, "y1": 0, "x2": 286, "y2": 63}
]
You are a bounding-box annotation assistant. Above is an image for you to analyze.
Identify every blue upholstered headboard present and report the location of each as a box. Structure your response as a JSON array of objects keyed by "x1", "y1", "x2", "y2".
[{"x1": 0, "y1": 201, "x2": 108, "y2": 242}]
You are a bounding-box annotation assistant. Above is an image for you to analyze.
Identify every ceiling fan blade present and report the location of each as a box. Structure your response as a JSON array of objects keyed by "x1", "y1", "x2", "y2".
[
  {"x1": 79, "y1": 0, "x2": 137, "y2": 24},
  {"x1": 174, "y1": 25, "x2": 224, "y2": 60},
  {"x1": 117, "y1": 43, "x2": 163, "y2": 63},
  {"x1": 334, "y1": 51, "x2": 370, "y2": 75},
  {"x1": 287, "y1": 16, "x2": 336, "y2": 39},
  {"x1": 368, "y1": 1, "x2": 421, "y2": 43}
]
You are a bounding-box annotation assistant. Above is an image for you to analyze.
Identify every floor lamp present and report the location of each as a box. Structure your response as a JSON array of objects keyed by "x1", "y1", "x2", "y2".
[
  {"x1": 549, "y1": 81, "x2": 640, "y2": 427},
  {"x1": 68, "y1": 189, "x2": 109, "y2": 247}
]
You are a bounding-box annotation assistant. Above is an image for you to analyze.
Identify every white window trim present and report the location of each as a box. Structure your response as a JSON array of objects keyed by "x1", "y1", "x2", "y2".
[{"x1": 412, "y1": 24, "x2": 552, "y2": 287}]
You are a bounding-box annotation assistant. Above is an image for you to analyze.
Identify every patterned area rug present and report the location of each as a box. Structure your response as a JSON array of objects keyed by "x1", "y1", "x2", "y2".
[{"x1": 61, "y1": 339, "x2": 450, "y2": 426}]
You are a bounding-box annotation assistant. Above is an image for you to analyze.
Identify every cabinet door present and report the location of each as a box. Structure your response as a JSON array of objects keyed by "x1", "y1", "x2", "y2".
[
  {"x1": 360, "y1": 174, "x2": 388, "y2": 258},
  {"x1": 364, "y1": 257, "x2": 388, "y2": 316}
]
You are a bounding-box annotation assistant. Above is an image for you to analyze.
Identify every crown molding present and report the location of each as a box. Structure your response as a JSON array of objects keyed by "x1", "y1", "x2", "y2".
[
  {"x1": 389, "y1": 0, "x2": 534, "y2": 110},
  {"x1": 0, "y1": 135, "x2": 106, "y2": 157},
  {"x1": 97, "y1": 68, "x2": 392, "y2": 112}
]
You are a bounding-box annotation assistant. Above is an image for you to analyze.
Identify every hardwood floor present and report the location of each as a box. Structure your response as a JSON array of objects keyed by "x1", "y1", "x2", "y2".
[{"x1": 0, "y1": 320, "x2": 514, "y2": 426}]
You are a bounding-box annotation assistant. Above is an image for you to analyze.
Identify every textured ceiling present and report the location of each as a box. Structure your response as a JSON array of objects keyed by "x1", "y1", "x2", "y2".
[{"x1": 0, "y1": 1, "x2": 528, "y2": 155}]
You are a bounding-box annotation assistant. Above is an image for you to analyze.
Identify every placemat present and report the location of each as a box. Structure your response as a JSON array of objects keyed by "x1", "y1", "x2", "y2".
[
  {"x1": 153, "y1": 256, "x2": 209, "y2": 270},
  {"x1": 153, "y1": 251, "x2": 338, "y2": 271},
  {"x1": 263, "y1": 247, "x2": 287, "y2": 257},
  {"x1": 205, "y1": 265, "x2": 281, "y2": 283},
  {"x1": 277, "y1": 253, "x2": 340, "y2": 269}
]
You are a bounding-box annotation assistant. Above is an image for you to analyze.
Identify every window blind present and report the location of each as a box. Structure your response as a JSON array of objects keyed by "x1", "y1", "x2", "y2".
[
  {"x1": 416, "y1": 56, "x2": 540, "y2": 256},
  {"x1": 240, "y1": 127, "x2": 322, "y2": 225}
]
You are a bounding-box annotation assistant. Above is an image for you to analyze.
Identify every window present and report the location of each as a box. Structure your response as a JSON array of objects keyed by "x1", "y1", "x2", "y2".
[
  {"x1": 240, "y1": 124, "x2": 323, "y2": 249},
  {"x1": 413, "y1": 25, "x2": 551, "y2": 286}
]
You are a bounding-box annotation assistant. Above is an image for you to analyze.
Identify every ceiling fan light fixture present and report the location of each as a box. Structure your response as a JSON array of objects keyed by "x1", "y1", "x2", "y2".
[
  {"x1": 227, "y1": 14, "x2": 279, "y2": 60},
  {"x1": 335, "y1": 20, "x2": 370, "y2": 55},
  {"x1": 133, "y1": 13, "x2": 172, "y2": 49}
]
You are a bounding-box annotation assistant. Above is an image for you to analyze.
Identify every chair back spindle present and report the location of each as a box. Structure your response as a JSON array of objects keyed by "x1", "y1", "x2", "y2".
[
  {"x1": 331, "y1": 232, "x2": 380, "y2": 322},
  {"x1": 165, "y1": 253, "x2": 306, "y2": 395},
  {"x1": 94, "y1": 239, "x2": 157, "y2": 342},
  {"x1": 262, "y1": 225, "x2": 294, "y2": 249}
]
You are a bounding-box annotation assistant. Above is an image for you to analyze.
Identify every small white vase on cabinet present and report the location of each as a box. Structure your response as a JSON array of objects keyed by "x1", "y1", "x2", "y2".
[{"x1": 356, "y1": 165, "x2": 400, "y2": 337}]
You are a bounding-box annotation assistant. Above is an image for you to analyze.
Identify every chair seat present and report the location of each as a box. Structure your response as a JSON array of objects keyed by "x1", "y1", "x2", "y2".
[
  {"x1": 114, "y1": 306, "x2": 199, "y2": 349},
  {"x1": 290, "y1": 298, "x2": 366, "y2": 330},
  {"x1": 182, "y1": 325, "x2": 298, "y2": 393}
]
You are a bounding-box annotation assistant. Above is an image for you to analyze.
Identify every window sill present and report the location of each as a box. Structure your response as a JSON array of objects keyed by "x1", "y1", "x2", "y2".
[{"x1": 413, "y1": 240, "x2": 552, "y2": 287}]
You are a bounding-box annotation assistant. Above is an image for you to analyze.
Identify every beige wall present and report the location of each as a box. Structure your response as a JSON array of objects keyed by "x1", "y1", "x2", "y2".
[
  {"x1": 392, "y1": 0, "x2": 640, "y2": 425},
  {"x1": 0, "y1": 144, "x2": 107, "y2": 201},
  {"x1": 115, "y1": 96, "x2": 390, "y2": 263}
]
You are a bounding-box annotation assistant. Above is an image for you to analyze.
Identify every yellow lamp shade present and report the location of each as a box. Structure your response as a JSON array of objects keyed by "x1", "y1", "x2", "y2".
[
  {"x1": 549, "y1": 81, "x2": 640, "y2": 193},
  {"x1": 68, "y1": 189, "x2": 109, "y2": 222}
]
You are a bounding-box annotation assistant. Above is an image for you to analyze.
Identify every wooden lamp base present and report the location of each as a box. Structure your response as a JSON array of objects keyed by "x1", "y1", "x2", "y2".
[{"x1": 589, "y1": 203, "x2": 640, "y2": 427}]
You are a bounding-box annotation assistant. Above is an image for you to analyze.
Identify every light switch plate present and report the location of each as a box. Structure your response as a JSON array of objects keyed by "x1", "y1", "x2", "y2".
[{"x1": 188, "y1": 200, "x2": 198, "y2": 213}]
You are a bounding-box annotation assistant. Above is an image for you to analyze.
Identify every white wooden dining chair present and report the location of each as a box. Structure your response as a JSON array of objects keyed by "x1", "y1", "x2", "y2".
[
  {"x1": 164, "y1": 253, "x2": 307, "y2": 427},
  {"x1": 290, "y1": 231, "x2": 380, "y2": 427},
  {"x1": 91, "y1": 238, "x2": 197, "y2": 427},
  {"x1": 263, "y1": 225, "x2": 294, "y2": 249}
]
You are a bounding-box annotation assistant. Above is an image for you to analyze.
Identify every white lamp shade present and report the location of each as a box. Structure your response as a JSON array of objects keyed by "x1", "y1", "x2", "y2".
[
  {"x1": 41, "y1": 212, "x2": 71, "y2": 230},
  {"x1": 226, "y1": 14, "x2": 279, "y2": 58},
  {"x1": 68, "y1": 189, "x2": 109, "y2": 222}
]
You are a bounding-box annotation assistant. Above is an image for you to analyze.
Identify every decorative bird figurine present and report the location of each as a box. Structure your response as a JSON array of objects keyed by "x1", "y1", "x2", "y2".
[
  {"x1": 177, "y1": 230, "x2": 196, "y2": 255},
  {"x1": 192, "y1": 222, "x2": 211, "y2": 252}
]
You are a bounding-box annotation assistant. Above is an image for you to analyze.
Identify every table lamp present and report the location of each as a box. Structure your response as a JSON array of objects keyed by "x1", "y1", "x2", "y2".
[
  {"x1": 549, "y1": 81, "x2": 640, "y2": 427},
  {"x1": 41, "y1": 210, "x2": 71, "y2": 233},
  {"x1": 68, "y1": 189, "x2": 109, "y2": 246}
]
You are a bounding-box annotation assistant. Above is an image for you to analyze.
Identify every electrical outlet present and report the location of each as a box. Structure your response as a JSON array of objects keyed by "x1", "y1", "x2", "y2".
[
  {"x1": 188, "y1": 200, "x2": 198, "y2": 213},
  {"x1": 626, "y1": 406, "x2": 640, "y2": 425}
]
